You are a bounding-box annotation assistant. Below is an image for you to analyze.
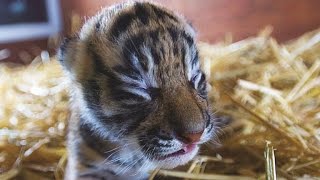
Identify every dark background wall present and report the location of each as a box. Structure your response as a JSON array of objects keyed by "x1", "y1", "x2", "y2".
[{"x1": 1, "y1": 0, "x2": 320, "y2": 63}]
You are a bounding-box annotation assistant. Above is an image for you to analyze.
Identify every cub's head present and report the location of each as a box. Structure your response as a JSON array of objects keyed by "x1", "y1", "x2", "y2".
[{"x1": 59, "y1": 2, "x2": 217, "y2": 170}]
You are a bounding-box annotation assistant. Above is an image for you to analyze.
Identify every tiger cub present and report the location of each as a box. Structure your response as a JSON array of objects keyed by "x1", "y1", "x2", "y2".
[{"x1": 58, "y1": 1, "x2": 216, "y2": 179}]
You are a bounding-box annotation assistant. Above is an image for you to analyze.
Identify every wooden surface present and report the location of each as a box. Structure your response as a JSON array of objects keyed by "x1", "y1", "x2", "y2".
[
  {"x1": 1, "y1": 0, "x2": 320, "y2": 63},
  {"x1": 0, "y1": 39, "x2": 48, "y2": 64}
]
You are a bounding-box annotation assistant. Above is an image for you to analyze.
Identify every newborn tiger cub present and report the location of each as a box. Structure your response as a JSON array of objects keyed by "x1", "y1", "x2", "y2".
[{"x1": 59, "y1": 1, "x2": 216, "y2": 179}]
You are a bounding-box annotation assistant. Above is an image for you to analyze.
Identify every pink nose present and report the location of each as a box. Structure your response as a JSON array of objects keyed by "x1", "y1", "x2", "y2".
[{"x1": 178, "y1": 130, "x2": 203, "y2": 144}]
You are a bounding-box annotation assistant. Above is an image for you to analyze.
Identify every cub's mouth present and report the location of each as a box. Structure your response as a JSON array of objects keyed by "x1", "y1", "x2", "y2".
[{"x1": 156, "y1": 144, "x2": 197, "y2": 160}]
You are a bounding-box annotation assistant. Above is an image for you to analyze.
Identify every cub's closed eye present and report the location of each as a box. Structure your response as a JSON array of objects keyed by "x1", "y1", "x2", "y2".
[
  {"x1": 191, "y1": 73, "x2": 206, "y2": 89},
  {"x1": 191, "y1": 74, "x2": 199, "y2": 87},
  {"x1": 198, "y1": 84, "x2": 207, "y2": 99},
  {"x1": 198, "y1": 74, "x2": 206, "y2": 87}
]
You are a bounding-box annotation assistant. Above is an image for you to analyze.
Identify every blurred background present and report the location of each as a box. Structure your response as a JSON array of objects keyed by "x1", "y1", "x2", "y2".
[{"x1": 0, "y1": 0, "x2": 320, "y2": 64}]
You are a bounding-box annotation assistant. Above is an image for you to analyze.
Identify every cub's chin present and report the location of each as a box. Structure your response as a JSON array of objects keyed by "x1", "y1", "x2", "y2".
[{"x1": 153, "y1": 145, "x2": 199, "y2": 169}]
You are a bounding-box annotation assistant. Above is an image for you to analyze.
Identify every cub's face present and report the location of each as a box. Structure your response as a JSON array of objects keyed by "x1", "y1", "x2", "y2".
[{"x1": 59, "y1": 2, "x2": 216, "y2": 169}]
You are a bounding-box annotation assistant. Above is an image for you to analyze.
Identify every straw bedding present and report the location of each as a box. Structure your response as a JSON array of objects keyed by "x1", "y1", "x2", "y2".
[{"x1": 0, "y1": 28, "x2": 319, "y2": 180}]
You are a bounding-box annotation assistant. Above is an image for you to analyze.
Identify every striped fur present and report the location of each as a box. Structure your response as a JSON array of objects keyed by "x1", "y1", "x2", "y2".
[{"x1": 59, "y1": 1, "x2": 217, "y2": 179}]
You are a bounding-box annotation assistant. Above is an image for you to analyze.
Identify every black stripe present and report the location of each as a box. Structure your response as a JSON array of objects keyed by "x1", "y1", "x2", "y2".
[
  {"x1": 123, "y1": 34, "x2": 149, "y2": 71},
  {"x1": 135, "y1": 2, "x2": 150, "y2": 25},
  {"x1": 105, "y1": 104, "x2": 152, "y2": 134},
  {"x1": 167, "y1": 27, "x2": 179, "y2": 43},
  {"x1": 80, "y1": 162, "x2": 95, "y2": 168},
  {"x1": 149, "y1": 29, "x2": 161, "y2": 64},
  {"x1": 111, "y1": 90, "x2": 147, "y2": 102},
  {"x1": 58, "y1": 37, "x2": 76, "y2": 65},
  {"x1": 160, "y1": 46, "x2": 165, "y2": 59},
  {"x1": 198, "y1": 73, "x2": 206, "y2": 86},
  {"x1": 150, "y1": 47, "x2": 160, "y2": 65},
  {"x1": 197, "y1": 74, "x2": 207, "y2": 98},
  {"x1": 96, "y1": 21, "x2": 101, "y2": 31},
  {"x1": 167, "y1": 27, "x2": 192, "y2": 57},
  {"x1": 149, "y1": 29, "x2": 159, "y2": 42},
  {"x1": 83, "y1": 79, "x2": 104, "y2": 118},
  {"x1": 127, "y1": 104, "x2": 152, "y2": 122},
  {"x1": 79, "y1": 120, "x2": 109, "y2": 156},
  {"x1": 191, "y1": 50, "x2": 199, "y2": 67},
  {"x1": 87, "y1": 42, "x2": 113, "y2": 76},
  {"x1": 123, "y1": 83, "x2": 147, "y2": 91},
  {"x1": 149, "y1": 3, "x2": 178, "y2": 22},
  {"x1": 139, "y1": 127, "x2": 174, "y2": 157},
  {"x1": 113, "y1": 65, "x2": 142, "y2": 81},
  {"x1": 174, "y1": 62, "x2": 180, "y2": 69},
  {"x1": 205, "y1": 111, "x2": 211, "y2": 128},
  {"x1": 148, "y1": 126, "x2": 173, "y2": 141},
  {"x1": 182, "y1": 31, "x2": 194, "y2": 47},
  {"x1": 95, "y1": 15, "x2": 104, "y2": 31},
  {"x1": 58, "y1": 37, "x2": 71, "y2": 60},
  {"x1": 173, "y1": 44, "x2": 179, "y2": 56},
  {"x1": 181, "y1": 47, "x2": 186, "y2": 71},
  {"x1": 109, "y1": 11, "x2": 136, "y2": 41}
]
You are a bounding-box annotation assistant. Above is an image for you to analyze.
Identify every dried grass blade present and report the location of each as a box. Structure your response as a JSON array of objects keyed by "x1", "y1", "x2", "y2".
[
  {"x1": 156, "y1": 169, "x2": 255, "y2": 180},
  {"x1": 265, "y1": 142, "x2": 277, "y2": 180}
]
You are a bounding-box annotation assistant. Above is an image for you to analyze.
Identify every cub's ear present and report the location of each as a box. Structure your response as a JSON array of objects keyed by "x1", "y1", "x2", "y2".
[{"x1": 57, "y1": 36, "x2": 78, "y2": 71}]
